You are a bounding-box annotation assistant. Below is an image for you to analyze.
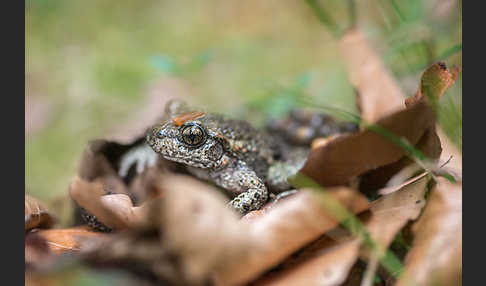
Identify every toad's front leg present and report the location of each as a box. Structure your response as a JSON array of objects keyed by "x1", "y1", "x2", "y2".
[
  {"x1": 230, "y1": 187, "x2": 268, "y2": 215},
  {"x1": 210, "y1": 161, "x2": 269, "y2": 215}
]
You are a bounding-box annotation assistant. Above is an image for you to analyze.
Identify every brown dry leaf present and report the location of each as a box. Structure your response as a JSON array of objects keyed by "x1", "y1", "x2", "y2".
[
  {"x1": 358, "y1": 125, "x2": 441, "y2": 193},
  {"x1": 436, "y1": 127, "x2": 462, "y2": 178},
  {"x1": 250, "y1": 174, "x2": 430, "y2": 286},
  {"x1": 69, "y1": 177, "x2": 143, "y2": 230},
  {"x1": 84, "y1": 175, "x2": 369, "y2": 286},
  {"x1": 25, "y1": 195, "x2": 55, "y2": 231},
  {"x1": 241, "y1": 209, "x2": 267, "y2": 223},
  {"x1": 301, "y1": 99, "x2": 436, "y2": 187},
  {"x1": 310, "y1": 134, "x2": 342, "y2": 150},
  {"x1": 378, "y1": 171, "x2": 428, "y2": 195},
  {"x1": 339, "y1": 28, "x2": 461, "y2": 182},
  {"x1": 250, "y1": 227, "x2": 361, "y2": 286},
  {"x1": 100, "y1": 194, "x2": 150, "y2": 226},
  {"x1": 395, "y1": 177, "x2": 462, "y2": 286},
  {"x1": 78, "y1": 140, "x2": 131, "y2": 195},
  {"x1": 127, "y1": 161, "x2": 171, "y2": 201},
  {"x1": 275, "y1": 226, "x2": 353, "y2": 270},
  {"x1": 35, "y1": 226, "x2": 106, "y2": 254},
  {"x1": 365, "y1": 176, "x2": 429, "y2": 252},
  {"x1": 357, "y1": 175, "x2": 431, "y2": 286},
  {"x1": 214, "y1": 188, "x2": 370, "y2": 286},
  {"x1": 85, "y1": 174, "x2": 244, "y2": 286},
  {"x1": 357, "y1": 62, "x2": 459, "y2": 191},
  {"x1": 156, "y1": 175, "x2": 247, "y2": 285},
  {"x1": 318, "y1": 52, "x2": 458, "y2": 192},
  {"x1": 405, "y1": 62, "x2": 460, "y2": 108},
  {"x1": 241, "y1": 193, "x2": 304, "y2": 223},
  {"x1": 339, "y1": 29, "x2": 405, "y2": 123},
  {"x1": 77, "y1": 139, "x2": 180, "y2": 207},
  {"x1": 253, "y1": 239, "x2": 362, "y2": 286},
  {"x1": 26, "y1": 231, "x2": 51, "y2": 266}
]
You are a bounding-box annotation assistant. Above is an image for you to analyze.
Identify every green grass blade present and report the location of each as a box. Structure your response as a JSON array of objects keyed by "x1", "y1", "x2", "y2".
[
  {"x1": 296, "y1": 97, "x2": 456, "y2": 182},
  {"x1": 289, "y1": 173, "x2": 406, "y2": 278}
]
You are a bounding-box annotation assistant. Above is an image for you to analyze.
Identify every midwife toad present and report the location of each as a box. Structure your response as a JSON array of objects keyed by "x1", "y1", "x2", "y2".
[{"x1": 145, "y1": 99, "x2": 356, "y2": 215}]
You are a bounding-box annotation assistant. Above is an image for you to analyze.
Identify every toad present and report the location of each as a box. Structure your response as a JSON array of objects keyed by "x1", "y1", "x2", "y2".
[{"x1": 133, "y1": 99, "x2": 357, "y2": 215}]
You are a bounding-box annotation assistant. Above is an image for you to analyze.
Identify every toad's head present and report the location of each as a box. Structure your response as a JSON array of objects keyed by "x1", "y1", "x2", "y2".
[{"x1": 147, "y1": 101, "x2": 227, "y2": 169}]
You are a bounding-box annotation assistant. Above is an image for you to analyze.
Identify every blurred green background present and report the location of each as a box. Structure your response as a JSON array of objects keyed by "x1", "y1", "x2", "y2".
[{"x1": 25, "y1": 0, "x2": 461, "y2": 218}]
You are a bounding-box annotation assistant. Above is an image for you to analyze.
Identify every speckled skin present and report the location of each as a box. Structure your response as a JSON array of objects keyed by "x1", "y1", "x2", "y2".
[
  {"x1": 79, "y1": 207, "x2": 112, "y2": 232},
  {"x1": 146, "y1": 100, "x2": 308, "y2": 215}
]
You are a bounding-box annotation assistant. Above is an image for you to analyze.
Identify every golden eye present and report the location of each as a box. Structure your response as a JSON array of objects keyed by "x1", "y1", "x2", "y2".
[{"x1": 180, "y1": 124, "x2": 207, "y2": 146}]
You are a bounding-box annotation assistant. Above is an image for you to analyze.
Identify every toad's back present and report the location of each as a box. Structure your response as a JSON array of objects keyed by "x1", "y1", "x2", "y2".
[{"x1": 215, "y1": 115, "x2": 282, "y2": 180}]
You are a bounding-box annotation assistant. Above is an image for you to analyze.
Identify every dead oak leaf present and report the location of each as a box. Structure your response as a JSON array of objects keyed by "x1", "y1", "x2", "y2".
[
  {"x1": 395, "y1": 177, "x2": 462, "y2": 286},
  {"x1": 85, "y1": 174, "x2": 244, "y2": 286},
  {"x1": 248, "y1": 174, "x2": 430, "y2": 286},
  {"x1": 358, "y1": 125, "x2": 441, "y2": 193},
  {"x1": 25, "y1": 195, "x2": 55, "y2": 232},
  {"x1": 77, "y1": 138, "x2": 179, "y2": 208},
  {"x1": 35, "y1": 226, "x2": 105, "y2": 254},
  {"x1": 252, "y1": 239, "x2": 362, "y2": 286},
  {"x1": 358, "y1": 62, "x2": 459, "y2": 192},
  {"x1": 405, "y1": 62, "x2": 460, "y2": 108},
  {"x1": 69, "y1": 177, "x2": 146, "y2": 230},
  {"x1": 436, "y1": 126, "x2": 462, "y2": 178},
  {"x1": 364, "y1": 175, "x2": 429, "y2": 256},
  {"x1": 78, "y1": 140, "x2": 131, "y2": 195},
  {"x1": 214, "y1": 188, "x2": 369, "y2": 286},
  {"x1": 26, "y1": 231, "x2": 51, "y2": 267},
  {"x1": 339, "y1": 28, "x2": 405, "y2": 123},
  {"x1": 352, "y1": 175, "x2": 431, "y2": 286},
  {"x1": 84, "y1": 174, "x2": 369, "y2": 286},
  {"x1": 378, "y1": 171, "x2": 428, "y2": 196},
  {"x1": 339, "y1": 28, "x2": 461, "y2": 185},
  {"x1": 300, "y1": 99, "x2": 436, "y2": 187},
  {"x1": 303, "y1": 60, "x2": 460, "y2": 189}
]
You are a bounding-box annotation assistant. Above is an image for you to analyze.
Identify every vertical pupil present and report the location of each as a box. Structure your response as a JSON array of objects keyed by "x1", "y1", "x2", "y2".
[
  {"x1": 183, "y1": 125, "x2": 203, "y2": 145},
  {"x1": 189, "y1": 127, "x2": 196, "y2": 143}
]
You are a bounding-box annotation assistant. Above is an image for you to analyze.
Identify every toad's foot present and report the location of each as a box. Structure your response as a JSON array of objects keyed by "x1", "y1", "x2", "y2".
[
  {"x1": 228, "y1": 188, "x2": 268, "y2": 215},
  {"x1": 118, "y1": 143, "x2": 158, "y2": 177},
  {"x1": 204, "y1": 160, "x2": 269, "y2": 215}
]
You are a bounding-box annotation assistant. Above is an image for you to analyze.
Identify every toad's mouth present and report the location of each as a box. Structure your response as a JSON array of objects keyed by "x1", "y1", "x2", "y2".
[{"x1": 159, "y1": 152, "x2": 217, "y2": 169}]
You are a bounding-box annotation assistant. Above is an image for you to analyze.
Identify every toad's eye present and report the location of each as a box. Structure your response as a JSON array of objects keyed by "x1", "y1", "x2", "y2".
[
  {"x1": 157, "y1": 130, "x2": 165, "y2": 138},
  {"x1": 180, "y1": 124, "x2": 207, "y2": 146}
]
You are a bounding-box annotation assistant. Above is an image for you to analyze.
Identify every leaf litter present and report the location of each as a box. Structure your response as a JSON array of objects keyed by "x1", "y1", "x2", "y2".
[
  {"x1": 395, "y1": 178, "x2": 462, "y2": 286},
  {"x1": 25, "y1": 32, "x2": 462, "y2": 286},
  {"x1": 25, "y1": 195, "x2": 56, "y2": 232}
]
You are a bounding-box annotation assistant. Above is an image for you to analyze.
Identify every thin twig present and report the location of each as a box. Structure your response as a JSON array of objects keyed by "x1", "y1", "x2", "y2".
[{"x1": 440, "y1": 155, "x2": 453, "y2": 168}]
